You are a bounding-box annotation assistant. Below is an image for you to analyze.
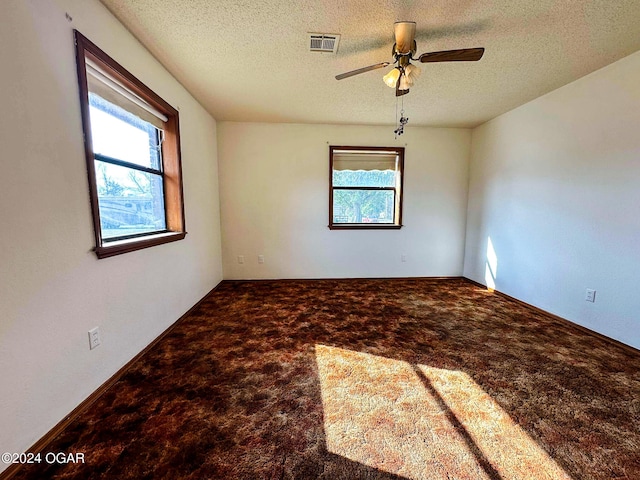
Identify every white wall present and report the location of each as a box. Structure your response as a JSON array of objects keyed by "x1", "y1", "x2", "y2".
[
  {"x1": 0, "y1": 0, "x2": 222, "y2": 468},
  {"x1": 218, "y1": 122, "x2": 471, "y2": 279},
  {"x1": 464, "y1": 50, "x2": 640, "y2": 349}
]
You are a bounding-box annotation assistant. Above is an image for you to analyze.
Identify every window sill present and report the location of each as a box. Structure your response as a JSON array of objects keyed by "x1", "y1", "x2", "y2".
[
  {"x1": 328, "y1": 224, "x2": 403, "y2": 230},
  {"x1": 95, "y1": 231, "x2": 186, "y2": 258}
]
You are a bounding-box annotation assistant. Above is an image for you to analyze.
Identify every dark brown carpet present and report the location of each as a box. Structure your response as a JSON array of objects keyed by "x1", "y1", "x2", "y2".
[{"x1": 11, "y1": 278, "x2": 640, "y2": 479}]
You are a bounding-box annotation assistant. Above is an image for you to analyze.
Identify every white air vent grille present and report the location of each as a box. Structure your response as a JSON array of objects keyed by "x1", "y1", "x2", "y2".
[{"x1": 309, "y1": 33, "x2": 340, "y2": 53}]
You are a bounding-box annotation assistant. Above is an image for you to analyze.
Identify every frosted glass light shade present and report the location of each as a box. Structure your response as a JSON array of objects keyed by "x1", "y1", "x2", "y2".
[
  {"x1": 383, "y1": 68, "x2": 401, "y2": 88},
  {"x1": 404, "y1": 63, "x2": 421, "y2": 82},
  {"x1": 399, "y1": 74, "x2": 410, "y2": 90}
]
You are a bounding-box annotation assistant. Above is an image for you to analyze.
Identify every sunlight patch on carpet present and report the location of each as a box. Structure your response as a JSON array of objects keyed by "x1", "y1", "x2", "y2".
[
  {"x1": 315, "y1": 344, "x2": 571, "y2": 480},
  {"x1": 418, "y1": 365, "x2": 572, "y2": 480}
]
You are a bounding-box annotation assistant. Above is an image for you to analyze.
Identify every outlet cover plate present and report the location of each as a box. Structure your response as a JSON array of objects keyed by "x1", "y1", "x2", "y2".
[{"x1": 88, "y1": 327, "x2": 101, "y2": 350}]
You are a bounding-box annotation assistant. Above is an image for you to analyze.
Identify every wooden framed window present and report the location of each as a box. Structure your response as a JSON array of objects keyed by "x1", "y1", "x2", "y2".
[
  {"x1": 74, "y1": 31, "x2": 185, "y2": 258},
  {"x1": 329, "y1": 146, "x2": 404, "y2": 229}
]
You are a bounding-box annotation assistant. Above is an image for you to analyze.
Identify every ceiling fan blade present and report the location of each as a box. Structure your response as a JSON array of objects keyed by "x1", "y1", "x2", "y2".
[
  {"x1": 335, "y1": 62, "x2": 390, "y2": 80},
  {"x1": 419, "y1": 48, "x2": 485, "y2": 63},
  {"x1": 394, "y1": 21, "x2": 416, "y2": 54}
]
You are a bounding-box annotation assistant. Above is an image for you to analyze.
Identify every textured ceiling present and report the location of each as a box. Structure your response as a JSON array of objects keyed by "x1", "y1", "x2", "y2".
[{"x1": 100, "y1": 0, "x2": 640, "y2": 128}]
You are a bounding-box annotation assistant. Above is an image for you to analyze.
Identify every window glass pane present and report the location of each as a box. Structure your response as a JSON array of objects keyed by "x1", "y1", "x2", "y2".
[
  {"x1": 332, "y1": 189, "x2": 395, "y2": 224},
  {"x1": 333, "y1": 169, "x2": 396, "y2": 187},
  {"x1": 95, "y1": 160, "x2": 166, "y2": 239},
  {"x1": 89, "y1": 93, "x2": 161, "y2": 170}
]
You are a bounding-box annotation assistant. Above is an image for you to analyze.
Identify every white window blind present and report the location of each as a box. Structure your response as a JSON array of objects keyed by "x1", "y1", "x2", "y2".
[
  {"x1": 332, "y1": 151, "x2": 398, "y2": 171},
  {"x1": 85, "y1": 57, "x2": 168, "y2": 129}
]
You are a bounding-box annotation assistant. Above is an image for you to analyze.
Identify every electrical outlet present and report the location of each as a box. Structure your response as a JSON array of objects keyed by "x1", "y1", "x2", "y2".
[
  {"x1": 237, "y1": 255, "x2": 244, "y2": 264},
  {"x1": 401, "y1": 254, "x2": 407, "y2": 263},
  {"x1": 88, "y1": 327, "x2": 101, "y2": 350},
  {"x1": 258, "y1": 255, "x2": 265, "y2": 264},
  {"x1": 585, "y1": 289, "x2": 596, "y2": 303}
]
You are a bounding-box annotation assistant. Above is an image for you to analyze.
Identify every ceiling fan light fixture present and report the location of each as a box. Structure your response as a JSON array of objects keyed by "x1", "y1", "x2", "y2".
[{"x1": 383, "y1": 67, "x2": 401, "y2": 88}]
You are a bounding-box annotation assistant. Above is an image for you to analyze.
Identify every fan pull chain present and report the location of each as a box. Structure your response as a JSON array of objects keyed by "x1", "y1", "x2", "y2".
[
  {"x1": 394, "y1": 97, "x2": 398, "y2": 138},
  {"x1": 394, "y1": 95, "x2": 408, "y2": 137}
]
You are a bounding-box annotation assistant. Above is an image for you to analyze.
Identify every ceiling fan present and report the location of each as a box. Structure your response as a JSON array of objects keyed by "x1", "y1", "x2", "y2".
[{"x1": 335, "y1": 21, "x2": 484, "y2": 96}]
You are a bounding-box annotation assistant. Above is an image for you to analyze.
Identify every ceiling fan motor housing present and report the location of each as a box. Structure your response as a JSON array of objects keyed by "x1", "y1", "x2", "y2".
[{"x1": 398, "y1": 55, "x2": 411, "y2": 67}]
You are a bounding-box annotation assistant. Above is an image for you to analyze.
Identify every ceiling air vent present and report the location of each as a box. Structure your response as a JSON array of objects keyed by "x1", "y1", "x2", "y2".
[{"x1": 309, "y1": 33, "x2": 340, "y2": 54}]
